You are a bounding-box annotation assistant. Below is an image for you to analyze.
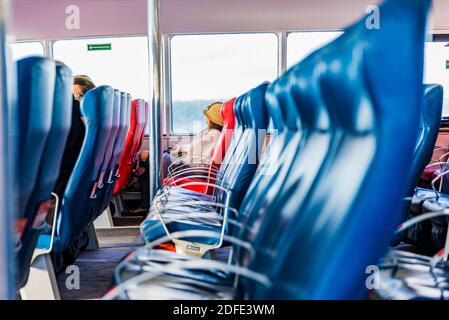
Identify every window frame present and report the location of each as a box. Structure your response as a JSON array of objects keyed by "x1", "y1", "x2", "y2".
[
  {"x1": 428, "y1": 34, "x2": 449, "y2": 126},
  {"x1": 10, "y1": 40, "x2": 46, "y2": 61},
  {"x1": 285, "y1": 29, "x2": 344, "y2": 69},
  {"x1": 166, "y1": 31, "x2": 280, "y2": 136},
  {"x1": 51, "y1": 35, "x2": 152, "y2": 134}
]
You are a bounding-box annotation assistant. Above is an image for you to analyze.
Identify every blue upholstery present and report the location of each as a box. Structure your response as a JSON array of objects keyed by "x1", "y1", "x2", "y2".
[
  {"x1": 97, "y1": 89, "x2": 121, "y2": 213},
  {"x1": 399, "y1": 86, "x2": 446, "y2": 252},
  {"x1": 16, "y1": 58, "x2": 55, "y2": 222},
  {"x1": 15, "y1": 57, "x2": 56, "y2": 286},
  {"x1": 99, "y1": 91, "x2": 129, "y2": 212},
  {"x1": 216, "y1": 83, "x2": 269, "y2": 210},
  {"x1": 111, "y1": 92, "x2": 129, "y2": 172},
  {"x1": 0, "y1": 18, "x2": 17, "y2": 298},
  {"x1": 143, "y1": 84, "x2": 269, "y2": 244},
  {"x1": 394, "y1": 84, "x2": 443, "y2": 226},
  {"x1": 244, "y1": 0, "x2": 429, "y2": 299},
  {"x1": 112, "y1": 0, "x2": 431, "y2": 300},
  {"x1": 406, "y1": 84, "x2": 443, "y2": 197},
  {"x1": 17, "y1": 63, "x2": 73, "y2": 287},
  {"x1": 98, "y1": 89, "x2": 120, "y2": 190},
  {"x1": 50, "y1": 86, "x2": 114, "y2": 253}
]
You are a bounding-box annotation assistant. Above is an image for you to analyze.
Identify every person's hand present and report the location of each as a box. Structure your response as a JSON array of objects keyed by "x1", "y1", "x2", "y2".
[{"x1": 135, "y1": 167, "x2": 146, "y2": 176}]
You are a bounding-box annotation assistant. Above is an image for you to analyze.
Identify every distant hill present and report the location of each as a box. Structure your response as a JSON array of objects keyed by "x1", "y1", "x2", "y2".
[{"x1": 172, "y1": 99, "x2": 227, "y2": 134}]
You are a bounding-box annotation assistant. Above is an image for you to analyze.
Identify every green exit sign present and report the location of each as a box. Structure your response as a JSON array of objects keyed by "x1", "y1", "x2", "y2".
[
  {"x1": 87, "y1": 43, "x2": 112, "y2": 51},
  {"x1": 447, "y1": 60, "x2": 449, "y2": 69}
]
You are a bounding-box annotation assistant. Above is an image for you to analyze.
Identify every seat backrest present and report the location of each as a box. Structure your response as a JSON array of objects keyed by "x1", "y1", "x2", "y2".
[
  {"x1": 132, "y1": 99, "x2": 145, "y2": 157},
  {"x1": 109, "y1": 92, "x2": 129, "y2": 173},
  {"x1": 0, "y1": 12, "x2": 17, "y2": 298},
  {"x1": 16, "y1": 57, "x2": 55, "y2": 222},
  {"x1": 238, "y1": 70, "x2": 313, "y2": 222},
  {"x1": 54, "y1": 86, "x2": 114, "y2": 252},
  {"x1": 99, "y1": 92, "x2": 130, "y2": 213},
  {"x1": 17, "y1": 64, "x2": 73, "y2": 288},
  {"x1": 412, "y1": 84, "x2": 446, "y2": 193},
  {"x1": 98, "y1": 89, "x2": 120, "y2": 188},
  {"x1": 125, "y1": 94, "x2": 132, "y2": 129},
  {"x1": 137, "y1": 101, "x2": 148, "y2": 152},
  {"x1": 242, "y1": 0, "x2": 429, "y2": 299},
  {"x1": 15, "y1": 58, "x2": 55, "y2": 288},
  {"x1": 215, "y1": 83, "x2": 269, "y2": 210},
  {"x1": 113, "y1": 99, "x2": 140, "y2": 195},
  {"x1": 237, "y1": 83, "x2": 285, "y2": 205},
  {"x1": 215, "y1": 95, "x2": 246, "y2": 181},
  {"x1": 209, "y1": 97, "x2": 236, "y2": 167}
]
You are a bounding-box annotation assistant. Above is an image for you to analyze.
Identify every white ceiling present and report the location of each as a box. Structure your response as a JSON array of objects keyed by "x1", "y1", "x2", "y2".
[{"x1": 10, "y1": 0, "x2": 449, "y2": 40}]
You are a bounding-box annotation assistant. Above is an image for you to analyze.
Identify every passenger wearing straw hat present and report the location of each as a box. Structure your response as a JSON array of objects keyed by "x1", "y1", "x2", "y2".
[{"x1": 162, "y1": 101, "x2": 224, "y2": 178}]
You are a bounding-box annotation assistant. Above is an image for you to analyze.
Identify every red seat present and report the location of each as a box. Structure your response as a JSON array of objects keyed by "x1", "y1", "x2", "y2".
[
  {"x1": 113, "y1": 99, "x2": 145, "y2": 195},
  {"x1": 163, "y1": 98, "x2": 236, "y2": 194},
  {"x1": 137, "y1": 101, "x2": 148, "y2": 152},
  {"x1": 421, "y1": 147, "x2": 449, "y2": 183},
  {"x1": 130, "y1": 100, "x2": 145, "y2": 160}
]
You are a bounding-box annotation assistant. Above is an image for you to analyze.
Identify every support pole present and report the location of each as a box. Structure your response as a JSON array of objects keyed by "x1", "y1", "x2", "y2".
[{"x1": 147, "y1": 0, "x2": 163, "y2": 202}]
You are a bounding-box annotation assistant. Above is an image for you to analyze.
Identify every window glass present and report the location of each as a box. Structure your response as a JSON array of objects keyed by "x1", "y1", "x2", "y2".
[
  {"x1": 53, "y1": 37, "x2": 151, "y2": 131},
  {"x1": 424, "y1": 41, "x2": 449, "y2": 117},
  {"x1": 287, "y1": 31, "x2": 343, "y2": 68},
  {"x1": 170, "y1": 33, "x2": 278, "y2": 134},
  {"x1": 10, "y1": 42, "x2": 44, "y2": 61}
]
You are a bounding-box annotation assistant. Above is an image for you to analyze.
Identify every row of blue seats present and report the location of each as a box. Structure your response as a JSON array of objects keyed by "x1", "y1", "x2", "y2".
[
  {"x1": 12, "y1": 57, "x2": 133, "y2": 297},
  {"x1": 105, "y1": 0, "x2": 436, "y2": 300}
]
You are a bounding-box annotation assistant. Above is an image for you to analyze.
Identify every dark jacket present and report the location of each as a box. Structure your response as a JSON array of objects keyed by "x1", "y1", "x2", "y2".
[{"x1": 53, "y1": 96, "x2": 86, "y2": 199}]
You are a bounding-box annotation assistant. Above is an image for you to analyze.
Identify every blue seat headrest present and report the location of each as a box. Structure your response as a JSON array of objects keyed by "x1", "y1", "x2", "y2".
[
  {"x1": 421, "y1": 84, "x2": 443, "y2": 129},
  {"x1": 267, "y1": 76, "x2": 301, "y2": 131},
  {"x1": 289, "y1": 59, "x2": 331, "y2": 131},
  {"x1": 16, "y1": 57, "x2": 55, "y2": 212},
  {"x1": 242, "y1": 82, "x2": 269, "y2": 130},
  {"x1": 264, "y1": 84, "x2": 284, "y2": 131},
  {"x1": 80, "y1": 85, "x2": 114, "y2": 181},
  {"x1": 112, "y1": 89, "x2": 121, "y2": 131},
  {"x1": 233, "y1": 95, "x2": 245, "y2": 130},
  {"x1": 120, "y1": 92, "x2": 127, "y2": 130}
]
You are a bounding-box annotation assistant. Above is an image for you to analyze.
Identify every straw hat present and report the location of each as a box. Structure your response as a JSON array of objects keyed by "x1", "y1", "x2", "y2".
[{"x1": 203, "y1": 102, "x2": 224, "y2": 126}]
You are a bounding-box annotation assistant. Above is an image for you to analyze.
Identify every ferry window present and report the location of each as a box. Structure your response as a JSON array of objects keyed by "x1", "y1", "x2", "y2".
[
  {"x1": 10, "y1": 42, "x2": 45, "y2": 61},
  {"x1": 170, "y1": 33, "x2": 278, "y2": 134},
  {"x1": 424, "y1": 41, "x2": 449, "y2": 117},
  {"x1": 287, "y1": 31, "x2": 343, "y2": 68},
  {"x1": 53, "y1": 37, "x2": 151, "y2": 129}
]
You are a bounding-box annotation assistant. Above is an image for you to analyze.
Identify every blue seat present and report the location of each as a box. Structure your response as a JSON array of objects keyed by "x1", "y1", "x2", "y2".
[
  {"x1": 142, "y1": 83, "x2": 269, "y2": 245},
  {"x1": 407, "y1": 85, "x2": 443, "y2": 197},
  {"x1": 0, "y1": 17, "x2": 17, "y2": 299},
  {"x1": 107, "y1": 0, "x2": 430, "y2": 300},
  {"x1": 400, "y1": 85, "x2": 449, "y2": 254},
  {"x1": 16, "y1": 57, "x2": 55, "y2": 225},
  {"x1": 39, "y1": 86, "x2": 114, "y2": 259},
  {"x1": 246, "y1": 0, "x2": 429, "y2": 299},
  {"x1": 100, "y1": 91, "x2": 130, "y2": 212},
  {"x1": 15, "y1": 57, "x2": 60, "y2": 286},
  {"x1": 17, "y1": 63, "x2": 73, "y2": 288},
  {"x1": 97, "y1": 89, "x2": 121, "y2": 213}
]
